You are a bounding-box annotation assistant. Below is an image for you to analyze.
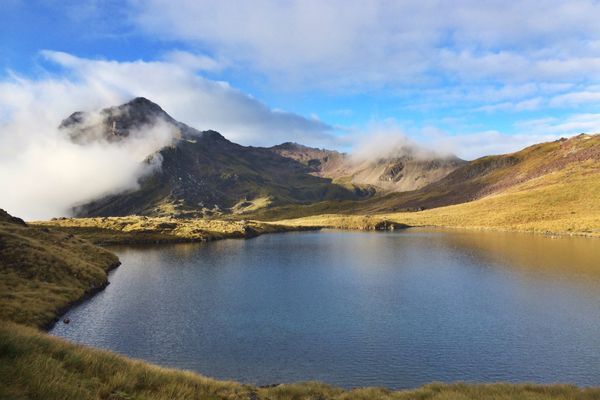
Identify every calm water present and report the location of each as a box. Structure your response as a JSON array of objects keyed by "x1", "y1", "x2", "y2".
[{"x1": 51, "y1": 229, "x2": 600, "y2": 389}]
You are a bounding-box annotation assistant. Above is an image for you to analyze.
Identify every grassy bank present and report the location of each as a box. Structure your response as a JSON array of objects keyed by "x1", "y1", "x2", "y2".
[
  {"x1": 33, "y1": 216, "x2": 317, "y2": 246},
  {"x1": 2, "y1": 322, "x2": 598, "y2": 400},
  {"x1": 0, "y1": 210, "x2": 120, "y2": 329},
  {"x1": 276, "y1": 161, "x2": 600, "y2": 237}
]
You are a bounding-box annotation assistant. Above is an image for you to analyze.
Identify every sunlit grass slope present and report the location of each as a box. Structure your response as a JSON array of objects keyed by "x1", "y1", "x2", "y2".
[
  {"x1": 250, "y1": 134, "x2": 600, "y2": 224},
  {"x1": 276, "y1": 159, "x2": 600, "y2": 236},
  {"x1": 33, "y1": 215, "x2": 314, "y2": 245}
]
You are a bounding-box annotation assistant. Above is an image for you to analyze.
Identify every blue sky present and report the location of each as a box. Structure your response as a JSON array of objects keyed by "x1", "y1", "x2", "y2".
[{"x1": 2, "y1": 0, "x2": 600, "y2": 159}]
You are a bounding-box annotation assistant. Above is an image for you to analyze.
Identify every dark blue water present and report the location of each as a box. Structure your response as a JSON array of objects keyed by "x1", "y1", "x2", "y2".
[{"x1": 50, "y1": 229, "x2": 600, "y2": 389}]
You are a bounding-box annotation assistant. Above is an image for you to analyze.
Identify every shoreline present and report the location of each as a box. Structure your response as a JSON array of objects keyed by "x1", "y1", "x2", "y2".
[
  {"x1": 42, "y1": 223, "x2": 321, "y2": 331},
  {"x1": 4, "y1": 213, "x2": 599, "y2": 399},
  {"x1": 4, "y1": 321, "x2": 599, "y2": 400},
  {"x1": 42, "y1": 260, "x2": 122, "y2": 331},
  {"x1": 38, "y1": 217, "x2": 599, "y2": 335},
  {"x1": 273, "y1": 215, "x2": 600, "y2": 239}
]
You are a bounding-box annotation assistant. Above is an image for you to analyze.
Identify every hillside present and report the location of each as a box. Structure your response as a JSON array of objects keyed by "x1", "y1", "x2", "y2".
[
  {"x1": 248, "y1": 133, "x2": 600, "y2": 220},
  {"x1": 63, "y1": 98, "x2": 365, "y2": 217},
  {"x1": 61, "y1": 97, "x2": 475, "y2": 218},
  {"x1": 368, "y1": 133, "x2": 600, "y2": 213},
  {"x1": 275, "y1": 154, "x2": 600, "y2": 236},
  {"x1": 270, "y1": 142, "x2": 465, "y2": 193},
  {"x1": 0, "y1": 209, "x2": 119, "y2": 328}
]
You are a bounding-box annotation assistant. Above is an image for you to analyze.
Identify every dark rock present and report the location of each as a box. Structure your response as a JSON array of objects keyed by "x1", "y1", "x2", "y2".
[{"x1": 0, "y1": 209, "x2": 27, "y2": 226}]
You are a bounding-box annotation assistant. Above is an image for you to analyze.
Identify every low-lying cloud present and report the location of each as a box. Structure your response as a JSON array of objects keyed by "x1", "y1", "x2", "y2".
[{"x1": 0, "y1": 51, "x2": 336, "y2": 220}]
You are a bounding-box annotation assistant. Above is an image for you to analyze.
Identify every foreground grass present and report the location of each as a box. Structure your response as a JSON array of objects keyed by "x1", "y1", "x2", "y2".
[
  {"x1": 0, "y1": 210, "x2": 120, "y2": 328},
  {"x1": 2, "y1": 322, "x2": 598, "y2": 400},
  {"x1": 33, "y1": 216, "x2": 316, "y2": 246},
  {"x1": 276, "y1": 160, "x2": 600, "y2": 237}
]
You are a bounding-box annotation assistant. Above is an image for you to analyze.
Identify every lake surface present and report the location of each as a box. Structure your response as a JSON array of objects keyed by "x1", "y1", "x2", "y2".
[{"x1": 51, "y1": 229, "x2": 600, "y2": 389}]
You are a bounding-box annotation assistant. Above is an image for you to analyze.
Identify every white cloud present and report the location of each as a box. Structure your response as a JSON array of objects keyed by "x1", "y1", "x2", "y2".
[
  {"x1": 130, "y1": 0, "x2": 600, "y2": 89},
  {"x1": 348, "y1": 114, "x2": 600, "y2": 161},
  {"x1": 162, "y1": 50, "x2": 225, "y2": 72},
  {"x1": 0, "y1": 51, "x2": 337, "y2": 219},
  {"x1": 36, "y1": 50, "x2": 336, "y2": 147},
  {"x1": 418, "y1": 129, "x2": 565, "y2": 159},
  {"x1": 516, "y1": 113, "x2": 600, "y2": 135},
  {"x1": 477, "y1": 98, "x2": 544, "y2": 113},
  {"x1": 549, "y1": 91, "x2": 600, "y2": 107}
]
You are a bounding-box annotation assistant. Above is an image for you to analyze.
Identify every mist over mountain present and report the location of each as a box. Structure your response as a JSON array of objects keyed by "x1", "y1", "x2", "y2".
[
  {"x1": 7, "y1": 96, "x2": 593, "y2": 220},
  {"x1": 59, "y1": 97, "x2": 464, "y2": 217},
  {"x1": 66, "y1": 98, "x2": 365, "y2": 217},
  {"x1": 270, "y1": 142, "x2": 465, "y2": 193}
]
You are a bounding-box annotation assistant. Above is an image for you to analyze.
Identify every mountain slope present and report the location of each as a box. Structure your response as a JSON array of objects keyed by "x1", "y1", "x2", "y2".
[
  {"x1": 62, "y1": 98, "x2": 364, "y2": 217},
  {"x1": 276, "y1": 156, "x2": 600, "y2": 236},
  {"x1": 369, "y1": 133, "x2": 600, "y2": 213},
  {"x1": 60, "y1": 98, "x2": 599, "y2": 219},
  {"x1": 270, "y1": 142, "x2": 465, "y2": 193},
  {"x1": 247, "y1": 134, "x2": 600, "y2": 220}
]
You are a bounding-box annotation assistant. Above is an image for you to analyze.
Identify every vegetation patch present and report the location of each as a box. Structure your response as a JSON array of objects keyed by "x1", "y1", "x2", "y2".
[
  {"x1": 33, "y1": 216, "x2": 318, "y2": 246},
  {"x1": 0, "y1": 210, "x2": 119, "y2": 328},
  {"x1": 2, "y1": 322, "x2": 598, "y2": 400}
]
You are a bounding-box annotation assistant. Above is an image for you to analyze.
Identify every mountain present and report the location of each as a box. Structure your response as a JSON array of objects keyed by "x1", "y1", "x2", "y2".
[
  {"x1": 370, "y1": 133, "x2": 600, "y2": 212},
  {"x1": 251, "y1": 133, "x2": 600, "y2": 220},
  {"x1": 60, "y1": 98, "x2": 366, "y2": 217},
  {"x1": 270, "y1": 142, "x2": 466, "y2": 193},
  {"x1": 60, "y1": 97, "x2": 185, "y2": 144},
  {"x1": 59, "y1": 98, "x2": 599, "y2": 219}
]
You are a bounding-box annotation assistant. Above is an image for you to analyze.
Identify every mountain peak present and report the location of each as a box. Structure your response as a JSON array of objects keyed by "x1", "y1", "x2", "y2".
[
  {"x1": 59, "y1": 97, "x2": 176, "y2": 144},
  {"x1": 120, "y1": 97, "x2": 168, "y2": 116},
  {"x1": 201, "y1": 130, "x2": 227, "y2": 141}
]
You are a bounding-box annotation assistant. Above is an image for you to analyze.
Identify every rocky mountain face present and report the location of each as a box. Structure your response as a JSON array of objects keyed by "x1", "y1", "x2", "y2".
[
  {"x1": 62, "y1": 98, "x2": 365, "y2": 217},
  {"x1": 270, "y1": 142, "x2": 465, "y2": 193}
]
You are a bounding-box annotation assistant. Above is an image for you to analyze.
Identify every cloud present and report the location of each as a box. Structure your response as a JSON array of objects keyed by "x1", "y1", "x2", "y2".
[
  {"x1": 476, "y1": 98, "x2": 544, "y2": 113},
  {"x1": 130, "y1": 0, "x2": 600, "y2": 89},
  {"x1": 162, "y1": 50, "x2": 225, "y2": 72},
  {"x1": 418, "y1": 129, "x2": 563, "y2": 160},
  {"x1": 346, "y1": 115, "x2": 600, "y2": 161},
  {"x1": 349, "y1": 120, "x2": 452, "y2": 162},
  {"x1": 0, "y1": 51, "x2": 337, "y2": 219},
  {"x1": 549, "y1": 91, "x2": 600, "y2": 107},
  {"x1": 516, "y1": 113, "x2": 600, "y2": 135},
  {"x1": 37, "y1": 51, "x2": 336, "y2": 147},
  {"x1": 426, "y1": 113, "x2": 600, "y2": 159}
]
